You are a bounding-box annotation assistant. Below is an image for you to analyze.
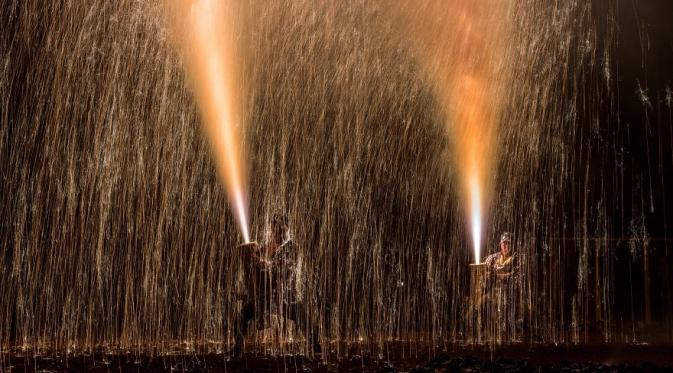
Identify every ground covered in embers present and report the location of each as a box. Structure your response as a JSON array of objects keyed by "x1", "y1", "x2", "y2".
[{"x1": 3, "y1": 343, "x2": 673, "y2": 372}]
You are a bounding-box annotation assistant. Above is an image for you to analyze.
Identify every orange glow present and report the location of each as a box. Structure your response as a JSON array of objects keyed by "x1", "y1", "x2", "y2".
[
  {"x1": 403, "y1": 0, "x2": 510, "y2": 263},
  {"x1": 451, "y1": 74, "x2": 497, "y2": 264},
  {"x1": 170, "y1": 0, "x2": 250, "y2": 242}
]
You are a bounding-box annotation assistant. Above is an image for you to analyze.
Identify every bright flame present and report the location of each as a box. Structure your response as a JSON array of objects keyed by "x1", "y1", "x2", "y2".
[
  {"x1": 170, "y1": 0, "x2": 250, "y2": 242},
  {"x1": 454, "y1": 74, "x2": 493, "y2": 264},
  {"x1": 470, "y1": 175, "x2": 482, "y2": 264},
  {"x1": 399, "y1": 0, "x2": 512, "y2": 264}
]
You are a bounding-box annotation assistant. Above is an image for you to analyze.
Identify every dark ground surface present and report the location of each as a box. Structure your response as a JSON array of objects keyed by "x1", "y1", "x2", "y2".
[{"x1": 3, "y1": 343, "x2": 673, "y2": 372}]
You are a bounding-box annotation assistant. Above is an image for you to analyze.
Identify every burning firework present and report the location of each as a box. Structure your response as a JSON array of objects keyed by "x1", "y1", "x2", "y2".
[
  {"x1": 169, "y1": 0, "x2": 250, "y2": 242},
  {"x1": 400, "y1": 0, "x2": 511, "y2": 263}
]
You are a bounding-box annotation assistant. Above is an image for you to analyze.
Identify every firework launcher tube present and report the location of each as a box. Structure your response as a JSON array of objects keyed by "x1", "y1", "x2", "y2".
[
  {"x1": 468, "y1": 263, "x2": 487, "y2": 344},
  {"x1": 237, "y1": 241, "x2": 260, "y2": 263},
  {"x1": 237, "y1": 242, "x2": 259, "y2": 250},
  {"x1": 235, "y1": 241, "x2": 259, "y2": 300},
  {"x1": 236, "y1": 241, "x2": 260, "y2": 270}
]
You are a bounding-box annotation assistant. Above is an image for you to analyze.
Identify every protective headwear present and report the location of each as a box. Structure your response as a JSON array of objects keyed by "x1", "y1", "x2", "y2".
[{"x1": 500, "y1": 232, "x2": 512, "y2": 244}]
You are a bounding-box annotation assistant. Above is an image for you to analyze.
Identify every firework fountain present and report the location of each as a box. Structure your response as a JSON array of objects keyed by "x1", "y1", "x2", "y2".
[
  {"x1": 1, "y1": 0, "x2": 672, "y2": 365},
  {"x1": 398, "y1": 0, "x2": 512, "y2": 265},
  {"x1": 169, "y1": 0, "x2": 250, "y2": 243}
]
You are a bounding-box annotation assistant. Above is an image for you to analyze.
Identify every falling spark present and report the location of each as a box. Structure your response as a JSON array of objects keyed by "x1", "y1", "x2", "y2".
[
  {"x1": 2, "y1": 0, "x2": 667, "y2": 357},
  {"x1": 170, "y1": 0, "x2": 250, "y2": 242}
]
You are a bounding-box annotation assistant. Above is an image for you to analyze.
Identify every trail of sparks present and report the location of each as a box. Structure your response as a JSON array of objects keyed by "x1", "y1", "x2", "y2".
[{"x1": 173, "y1": 0, "x2": 250, "y2": 242}]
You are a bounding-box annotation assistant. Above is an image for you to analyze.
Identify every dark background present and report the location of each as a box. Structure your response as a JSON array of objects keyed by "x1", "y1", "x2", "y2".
[{"x1": 603, "y1": 0, "x2": 673, "y2": 329}]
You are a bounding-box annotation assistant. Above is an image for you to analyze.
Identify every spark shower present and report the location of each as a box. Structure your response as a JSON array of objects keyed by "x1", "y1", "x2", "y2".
[{"x1": 1, "y1": 0, "x2": 672, "y2": 360}]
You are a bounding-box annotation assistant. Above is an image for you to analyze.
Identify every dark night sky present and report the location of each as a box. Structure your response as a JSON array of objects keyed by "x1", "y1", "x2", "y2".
[{"x1": 599, "y1": 0, "x2": 673, "y2": 324}]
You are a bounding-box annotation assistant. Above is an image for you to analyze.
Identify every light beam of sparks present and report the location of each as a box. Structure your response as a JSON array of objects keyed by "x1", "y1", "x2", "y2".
[
  {"x1": 400, "y1": 0, "x2": 511, "y2": 264},
  {"x1": 470, "y1": 175, "x2": 482, "y2": 264},
  {"x1": 170, "y1": 0, "x2": 250, "y2": 243},
  {"x1": 453, "y1": 73, "x2": 492, "y2": 265}
]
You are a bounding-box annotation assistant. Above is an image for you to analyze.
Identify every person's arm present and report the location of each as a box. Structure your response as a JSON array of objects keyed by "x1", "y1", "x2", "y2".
[
  {"x1": 511, "y1": 253, "x2": 522, "y2": 283},
  {"x1": 483, "y1": 253, "x2": 496, "y2": 277}
]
